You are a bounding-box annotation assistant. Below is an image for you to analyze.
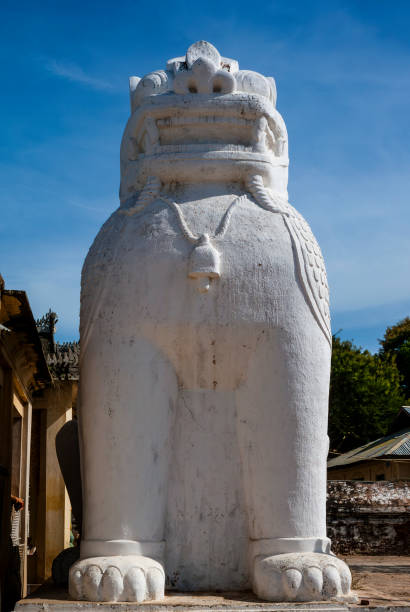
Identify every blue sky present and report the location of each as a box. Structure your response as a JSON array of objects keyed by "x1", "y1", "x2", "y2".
[{"x1": 1, "y1": 0, "x2": 409, "y2": 352}]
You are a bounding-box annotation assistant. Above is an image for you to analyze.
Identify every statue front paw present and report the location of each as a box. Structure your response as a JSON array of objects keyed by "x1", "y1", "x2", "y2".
[
  {"x1": 69, "y1": 555, "x2": 164, "y2": 602},
  {"x1": 253, "y1": 553, "x2": 357, "y2": 602}
]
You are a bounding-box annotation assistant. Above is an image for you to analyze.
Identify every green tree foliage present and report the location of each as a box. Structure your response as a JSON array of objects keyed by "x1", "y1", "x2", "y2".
[
  {"x1": 379, "y1": 316, "x2": 410, "y2": 401},
  {"x1": 328, "y1": 336, "x2": 404, "y2": 454}
]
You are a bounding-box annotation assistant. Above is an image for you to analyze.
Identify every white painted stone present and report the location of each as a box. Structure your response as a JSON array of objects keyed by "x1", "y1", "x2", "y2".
[
  {"x1": 70, "y1": 41, "x2": 355, "y2": 603},
  {"x1": 69, "y1": 556, "x2": 164, "y2": 602},
  {"x1": 253, "y1": 553, "x2": 356, "y2": 602}
]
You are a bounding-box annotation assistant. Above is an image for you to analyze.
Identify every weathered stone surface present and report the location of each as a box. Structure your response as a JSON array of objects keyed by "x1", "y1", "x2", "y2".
[
  {"x1": 71, "y1": 41, "x2": 353, "y2": 602},
  {"x1": 327, "y1": 481, "x2": 410, "y2": 555}
]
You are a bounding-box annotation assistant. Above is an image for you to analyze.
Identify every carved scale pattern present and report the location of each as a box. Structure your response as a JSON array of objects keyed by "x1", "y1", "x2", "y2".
[
  {"x1": 283, "y1": 203, "x2": 331, "y2": 346},
  {"x1": 246, "y1": 175, "x2": 331, "y2": 346}
]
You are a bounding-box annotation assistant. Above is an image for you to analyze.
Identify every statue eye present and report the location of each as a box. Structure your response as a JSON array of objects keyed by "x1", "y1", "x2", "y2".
[
  {"x1": 188, "y1": 84, "x2": 197, "y2": 93},
  {"x1": 213, "y1": 84, "x2": 222, "y2": 93}
]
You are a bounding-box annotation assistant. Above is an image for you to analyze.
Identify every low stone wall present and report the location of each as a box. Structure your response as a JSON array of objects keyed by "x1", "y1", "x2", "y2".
[{"x1": 326, "y1": 480, "x2": 410, "y2": 555}]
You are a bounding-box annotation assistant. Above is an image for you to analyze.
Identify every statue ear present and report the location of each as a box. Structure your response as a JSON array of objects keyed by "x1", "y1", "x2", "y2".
[{"x1": 129, "y1": 76, "x2": 141, "y2": 113}]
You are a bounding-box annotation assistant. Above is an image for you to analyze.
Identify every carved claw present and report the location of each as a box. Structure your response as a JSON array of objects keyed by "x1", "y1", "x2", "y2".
[
  {"x1": 322, "y1": 564, "x2": 342, "y2": 597},
  {"x1": 101, "y1": 566, "x2": 123, "y2": 601},
  {"x1": 70, "y1": 568, "x2": 83, "y2": 600},
  {"x1": 147, "y1": 567, "x2": 165, "y2": 600},
  {"x1": 304, "y1": 566, "x2": 323, "y2": 598},
  {"x1": 123, "y1": 567, "x2": 146, "y2": 602},
  {"x1": 282, "y1": 568, "x2": 302, "y2": 598},
  {"x1": 83, "y1": 565, "x2": 102, "y2": 601}
]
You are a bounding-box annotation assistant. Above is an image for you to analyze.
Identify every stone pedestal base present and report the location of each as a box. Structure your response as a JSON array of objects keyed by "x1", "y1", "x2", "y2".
[
  {"x1": 14, "y1": 587, "x2": 410, "y2": 612},
  {"x1": 14, "y1": 591, "x2": 349, "y2": 612}
]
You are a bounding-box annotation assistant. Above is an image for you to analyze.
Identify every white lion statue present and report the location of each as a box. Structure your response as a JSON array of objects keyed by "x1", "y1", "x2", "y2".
[{"x1": 69, "y1": 41, "x2": 355, "y2": 604}]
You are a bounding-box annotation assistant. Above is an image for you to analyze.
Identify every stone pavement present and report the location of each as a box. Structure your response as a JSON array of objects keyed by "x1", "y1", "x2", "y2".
[{"x1": 343, "y1": 555, "x2": 410, "y2": 607}]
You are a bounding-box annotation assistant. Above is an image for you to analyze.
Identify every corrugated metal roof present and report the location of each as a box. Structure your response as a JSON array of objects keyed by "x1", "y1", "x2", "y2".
[
  {"x1": 327, "y1": 428, "x2": 410, "y2": 468},
  {"x1": 392, "y1": 438, "x2": 410, "y2": 456}
]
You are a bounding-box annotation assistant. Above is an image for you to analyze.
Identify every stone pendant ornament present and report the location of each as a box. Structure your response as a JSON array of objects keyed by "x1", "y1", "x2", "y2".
[
  {"x1": 157, "y1": 194, "x2": 239, "y2": 294},
  {"x1": 188, "y1": 234, "x2": 221, "y2": 293}
]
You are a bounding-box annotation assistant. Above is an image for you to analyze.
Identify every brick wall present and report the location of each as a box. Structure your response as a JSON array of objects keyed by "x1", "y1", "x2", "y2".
[{"x1": 327, "y1": 480, "x2": 410, "y2": 555}]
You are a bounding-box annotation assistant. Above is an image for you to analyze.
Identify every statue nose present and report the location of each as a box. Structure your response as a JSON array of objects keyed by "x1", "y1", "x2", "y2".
[
  {"x1": 188, "y1": 58, "x2": 218, "y2": 94},
  {"x1": 186, "y1": 58, "x2": 235, "y2": 95},
  {"x1": 173, "y1": 55, "x2": 236, "y2": 96}
]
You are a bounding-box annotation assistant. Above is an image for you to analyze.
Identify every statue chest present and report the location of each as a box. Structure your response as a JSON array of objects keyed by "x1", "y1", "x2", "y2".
[
  {"x1": 81, "y1": 195, "x2": 311, "y2": 389},
  {"x1": 83, "y1": 194, "x2": 298, "y2": 325}
]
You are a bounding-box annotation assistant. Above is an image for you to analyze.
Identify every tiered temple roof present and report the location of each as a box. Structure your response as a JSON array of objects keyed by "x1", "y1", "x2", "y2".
[{"x1": 36, "y1": 310, "x2": 79, "y2": 381}]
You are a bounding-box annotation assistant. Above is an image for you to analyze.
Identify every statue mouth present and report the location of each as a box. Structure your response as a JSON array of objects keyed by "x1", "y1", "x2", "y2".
[{"x1": 121, "y1": 94, "x2": 288, "y2": 162}]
